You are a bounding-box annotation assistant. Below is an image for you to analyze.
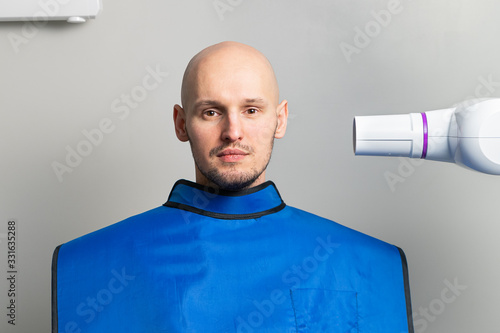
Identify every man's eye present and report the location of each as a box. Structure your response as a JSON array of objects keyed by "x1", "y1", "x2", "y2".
[
  {"x1": 204, "y1": 110, "x2": 218, "y2": 117},
  {"x1": 246, "y1": 108, "x2": 258, "y2": 114}
]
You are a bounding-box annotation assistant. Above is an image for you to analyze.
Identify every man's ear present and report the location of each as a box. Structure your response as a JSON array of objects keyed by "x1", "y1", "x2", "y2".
[
  {"x1": 173, "y1": 104, "x2": 189, "y2": 142},
  {"x1": 274, "y1": 100, "x2": 288, "y2": 139}
]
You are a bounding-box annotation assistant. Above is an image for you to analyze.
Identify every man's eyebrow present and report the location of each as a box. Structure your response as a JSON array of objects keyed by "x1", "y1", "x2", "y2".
[
  {"x1": 243, "y1": 98, "x2": 267, "y2": 105},
  {"x1": 193, "y1": 100, "x2": 222, "y2": 109},
  {"x1": 193, "y1": 98, "x2": 268, "y2": 109}
]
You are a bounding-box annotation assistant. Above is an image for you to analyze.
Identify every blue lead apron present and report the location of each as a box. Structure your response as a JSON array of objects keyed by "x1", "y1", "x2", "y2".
[{"x1": 53, "y1": 180, "x2": 414, "y2": 332}]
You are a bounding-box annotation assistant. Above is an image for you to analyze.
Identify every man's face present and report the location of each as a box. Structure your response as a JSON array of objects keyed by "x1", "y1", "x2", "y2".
[{"x1": 174, "y1": 51, "x2": 287, "y2": 190}]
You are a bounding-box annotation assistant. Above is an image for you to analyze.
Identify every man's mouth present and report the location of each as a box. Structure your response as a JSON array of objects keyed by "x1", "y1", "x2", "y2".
[{"x1": 216, "y1": 149, "x2": 248, "y2": 162}]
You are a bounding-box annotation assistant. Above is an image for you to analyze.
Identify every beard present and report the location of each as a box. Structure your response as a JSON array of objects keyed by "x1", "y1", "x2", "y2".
[
  {"x1": 204, "y1": 165, "x2": 264, "y2": 191},
  {"x1": 197, "y1": 142, "x2": 273, "y2": 191},
  {"x1": 187, "y1": 132, "x2": 275, "y2": 191}
]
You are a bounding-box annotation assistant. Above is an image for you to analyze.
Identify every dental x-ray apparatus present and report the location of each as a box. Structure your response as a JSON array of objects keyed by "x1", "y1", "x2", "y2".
[{"x1": 353, "y1": 98, "x2": 500, "y2": 175}]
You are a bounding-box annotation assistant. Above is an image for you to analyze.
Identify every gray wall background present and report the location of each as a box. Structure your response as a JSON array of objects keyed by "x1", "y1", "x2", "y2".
[{"x1": 1, "y1": 0, "x2": 500, "y2": 332}]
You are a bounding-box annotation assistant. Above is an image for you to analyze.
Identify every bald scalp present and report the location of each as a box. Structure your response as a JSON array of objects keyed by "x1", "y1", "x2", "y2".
[{"x1": 180, "y1": 41, "x2": 279, "y2": 111}]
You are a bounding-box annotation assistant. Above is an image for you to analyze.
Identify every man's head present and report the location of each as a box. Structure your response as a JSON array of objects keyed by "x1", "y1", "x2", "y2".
[{"x1": 173, "y1": 41, "x2": 288, "y2": 191}]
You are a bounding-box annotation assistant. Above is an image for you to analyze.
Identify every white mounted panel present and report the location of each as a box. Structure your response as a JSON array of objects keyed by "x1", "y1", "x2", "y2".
[{"x1": 0, "y1": 0, "x2": 101, "y2": 23}]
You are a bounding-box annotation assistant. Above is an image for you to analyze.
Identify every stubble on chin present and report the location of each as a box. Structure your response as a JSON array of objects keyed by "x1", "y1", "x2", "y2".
[
  {"x1": 187, "y1": 129, "x2": 275, "y2": 191},
  {"x1": 204, "y1": 165, "x2": 262, "y2": 191}
]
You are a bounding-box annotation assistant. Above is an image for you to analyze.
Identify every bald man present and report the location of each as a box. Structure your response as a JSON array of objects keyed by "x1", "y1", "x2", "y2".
[
  {"x1": 52, "y1": 42, "x2": 414, "y2": 333},
  {"x1": 173, "y1": 41, "x2": 287, "y2": 191}
]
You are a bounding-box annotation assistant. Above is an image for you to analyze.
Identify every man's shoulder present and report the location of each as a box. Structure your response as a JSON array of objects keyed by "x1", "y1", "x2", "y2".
[
  {"x1": 281, "y1": 205, "x2": 399, "y2": 253},
  {"x1": 58, "y1": 205, "x2": 173, "y2": 251},
  {"x1": 280, "y1": 204, "x2": 362, "y2": 234}
]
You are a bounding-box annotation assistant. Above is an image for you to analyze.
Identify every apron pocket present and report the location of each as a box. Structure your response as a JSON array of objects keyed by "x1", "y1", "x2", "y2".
[{"x1": 290, "y1": 288, "x2": 359, "y2": 333}]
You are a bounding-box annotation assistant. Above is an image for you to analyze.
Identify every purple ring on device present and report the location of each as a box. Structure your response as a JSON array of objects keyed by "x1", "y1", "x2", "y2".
[{"x1": 421, "y1": 112, "x2": 428, "y2": 159}]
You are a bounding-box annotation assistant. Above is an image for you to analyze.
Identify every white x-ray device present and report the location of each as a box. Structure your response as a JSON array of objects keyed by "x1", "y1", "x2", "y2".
[{"x1": 353, "y1": 99, "x2": 500, "y2": 175}]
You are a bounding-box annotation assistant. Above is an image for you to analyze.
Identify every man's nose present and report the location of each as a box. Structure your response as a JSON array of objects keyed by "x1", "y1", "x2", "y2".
[{"x1": 220, "y1": 112, "x2": 243, "y2": 142}]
